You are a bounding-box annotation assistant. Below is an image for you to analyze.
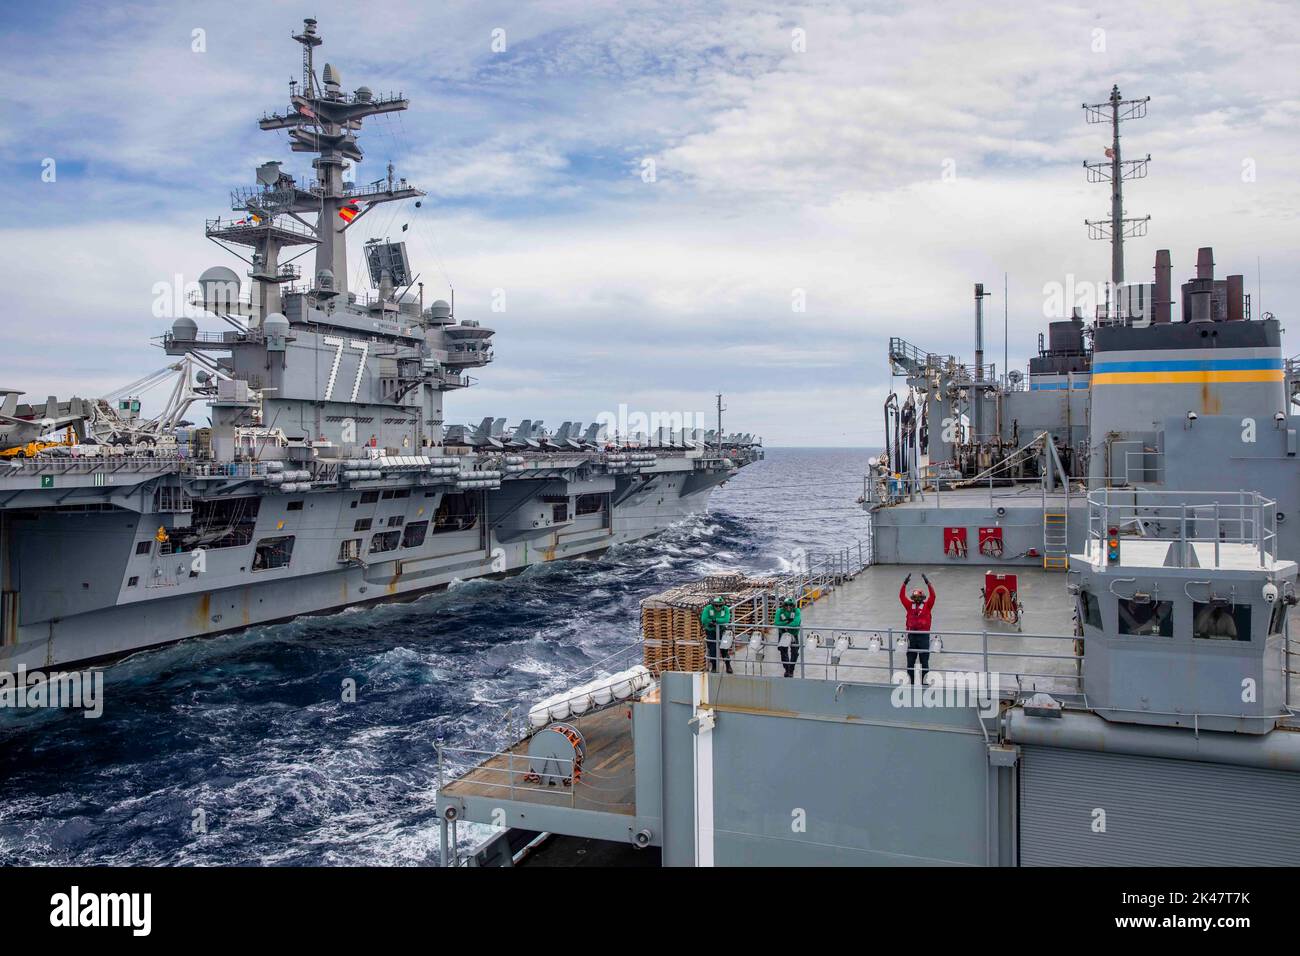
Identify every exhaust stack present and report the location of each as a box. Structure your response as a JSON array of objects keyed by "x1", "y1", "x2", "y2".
[
  {"x1": 1227, "y1": 274, "x2": 1245, "y2": 321},
  {"x1": 973, "y1": 283, "x2": 990, "y2": 442},
  {"x1": 1183, "y1": 246, "x2": 1216, "y2": 323},
  {"x1": 1196, "y1": 246, "x2": 1215, "y2": 280},
  {"x1": 1153, "y1": 249, "x2": 1172, "y2": 324}
]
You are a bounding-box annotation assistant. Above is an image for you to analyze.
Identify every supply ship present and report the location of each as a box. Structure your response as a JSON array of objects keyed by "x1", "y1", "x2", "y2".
[
  {"x1": 0, "y1": 19, "x2": 761, "y2": 672},
  {"x1": 437, "y1": 87, "x2": 1300, "y2": 867}
]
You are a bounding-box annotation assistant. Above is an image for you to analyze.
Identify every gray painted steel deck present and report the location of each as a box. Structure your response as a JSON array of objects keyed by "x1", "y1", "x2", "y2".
[
  {"x1": 442, "y1": 705, "x2": 637, "y2": 815},
  {"x1": 726, "y1": 564, "x2": 1084, "y2": 694}
]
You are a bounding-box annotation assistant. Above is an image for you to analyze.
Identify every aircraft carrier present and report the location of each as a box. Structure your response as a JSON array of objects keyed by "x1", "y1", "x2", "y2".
[
  {"x1": 0, "y1": 19, "x2": 761, "y2": 672},
  {"x1": 437, "y1": 86, "x2": 1300, "y2": 867}
]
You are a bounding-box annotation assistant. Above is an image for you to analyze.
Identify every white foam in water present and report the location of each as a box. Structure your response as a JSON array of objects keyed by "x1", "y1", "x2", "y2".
[
  {"x1": 470, "y1": 684, "x2": 514, "y2": 706},
  {"x1": 513, "y1": 657, "x2": 559, "y2": 677}
]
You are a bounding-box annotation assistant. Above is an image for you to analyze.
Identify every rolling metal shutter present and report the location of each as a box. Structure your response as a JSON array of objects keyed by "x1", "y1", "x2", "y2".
[{"x1": 1019, "y1": 745, "x2": 1300, "y2": 866}]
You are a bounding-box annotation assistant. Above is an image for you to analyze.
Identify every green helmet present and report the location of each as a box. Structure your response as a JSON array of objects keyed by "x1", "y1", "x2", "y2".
[
  {"x1": 781, "y1": 597, "x2": 795, "y2": 606},
  {"x1": 711, "y1": 596, "x2": 724, "y2": 605}
]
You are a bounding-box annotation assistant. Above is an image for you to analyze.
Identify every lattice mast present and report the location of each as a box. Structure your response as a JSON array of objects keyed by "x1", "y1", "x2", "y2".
[
  {"x1": 256, "y1": 17, "x2": 425, "y2": 299},
  {"x1": 1082, "y1": 85, "x2": 1151, "y2": 286}
]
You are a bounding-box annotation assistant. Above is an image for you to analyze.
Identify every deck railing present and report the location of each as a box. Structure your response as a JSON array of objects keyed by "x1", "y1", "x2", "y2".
[
  {"x1": 701, "y1": 622, "x2": 1084, "y2": 696},
  {"x1": 436, "y1": 744, "x2": 578, "y2": 805},
  {"x1": 1087, "y1": 488, "x2": 1279, "y2": 568}
]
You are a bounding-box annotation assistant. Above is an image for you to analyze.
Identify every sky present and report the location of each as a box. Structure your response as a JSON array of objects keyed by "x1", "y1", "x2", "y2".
[{"x1": 2, "y1": 0, "x2": 1298, "y2": 446}]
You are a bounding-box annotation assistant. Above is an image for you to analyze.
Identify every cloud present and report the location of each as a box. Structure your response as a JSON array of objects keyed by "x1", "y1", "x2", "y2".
[{"x1": 2, "y1": 0, "x2": 1298, "y2": 445}]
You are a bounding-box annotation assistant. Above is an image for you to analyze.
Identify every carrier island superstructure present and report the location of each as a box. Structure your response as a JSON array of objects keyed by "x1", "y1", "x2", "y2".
[
  {"x1": 438, "y1": 88, "x2": 1300, "y2": 867},
  {"x1": 0, "y1": 19, "x2": 760, "y2": 672}
]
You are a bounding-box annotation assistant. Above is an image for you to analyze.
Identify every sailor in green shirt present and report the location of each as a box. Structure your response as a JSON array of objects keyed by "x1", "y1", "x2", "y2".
[
  {"x1": 773, "y1": 596, "x2": 802, "y2": 677},
  {"x1": 700, "y1": 596, "x2": 733, "y2": 673}
]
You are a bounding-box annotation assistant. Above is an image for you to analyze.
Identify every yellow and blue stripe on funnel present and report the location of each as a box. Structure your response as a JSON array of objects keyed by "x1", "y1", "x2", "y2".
[{"x1": 1091, "y1": 356, "x2": 1284, "y2": 386}]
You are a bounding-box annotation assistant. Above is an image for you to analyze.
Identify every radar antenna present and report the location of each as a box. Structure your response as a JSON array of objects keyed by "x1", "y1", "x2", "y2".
[
  {"x1": 255, "y1": 18, "x2": 425, "y2": 300},
  {"x1": 1082, "y1": 85, "x2": 1151, "y2": 286}
]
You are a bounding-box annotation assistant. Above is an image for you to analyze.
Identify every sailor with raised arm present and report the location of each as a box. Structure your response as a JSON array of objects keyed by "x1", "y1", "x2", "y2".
[{"x1": 899, "y1": 573, "x2": 936, "y2": 684}]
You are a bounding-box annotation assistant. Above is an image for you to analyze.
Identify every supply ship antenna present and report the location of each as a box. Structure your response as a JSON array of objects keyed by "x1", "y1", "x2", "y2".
[{"x1": 1083, "y1": 85, "x2": 1151, "y2": 286}]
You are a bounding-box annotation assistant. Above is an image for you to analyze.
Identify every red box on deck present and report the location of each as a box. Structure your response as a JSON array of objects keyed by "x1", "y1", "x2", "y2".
[
  {"x1": 984, "y1": 572, "x2": 1021, "y2": 624},
  {"x1": 983, "y1": 571, "x2": 1017, "y2": 607}
]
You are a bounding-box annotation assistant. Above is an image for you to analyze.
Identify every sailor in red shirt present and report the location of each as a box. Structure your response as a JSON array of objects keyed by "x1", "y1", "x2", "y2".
[{"x1": 898, "y1": 573, "x2": 936, "y2": 684}]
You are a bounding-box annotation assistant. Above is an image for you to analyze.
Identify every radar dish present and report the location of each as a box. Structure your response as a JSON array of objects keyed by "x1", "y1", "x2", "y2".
[
  {"x1": 364, "y1": 241, "x2": 412, "y2": 288},
  {"x1": 199, "y1": 266, "x2": 241, "y2": 314},
  {"x1": 256, "y1": 161, "x2": 282, "y2": 186}
]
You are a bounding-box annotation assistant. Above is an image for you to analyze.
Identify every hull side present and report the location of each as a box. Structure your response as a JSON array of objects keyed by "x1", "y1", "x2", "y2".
[{"x1": 1, "y1": 473, "x2": 722, "y2": 670}]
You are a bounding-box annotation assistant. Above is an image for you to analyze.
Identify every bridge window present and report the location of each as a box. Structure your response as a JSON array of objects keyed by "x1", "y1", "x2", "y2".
[
  {"x1": 252, "y1": 536, "x2": 294, "y2": 571},
  {"x1": 575, "y1": 493, "x2": 606, "y2": 516},
  {"x1": 135, "y1": 540, "x2": 152, "y2": 556},
  {"x1": 1193, "y1": 602, "x2": 1251, "y2": 642},
  {"x1": 360, "y1": 491, "x2": 379, "y2": 504},
  {"x1": 1118, "y1": 598, "x2": 1173, "y2": 637},
  {"x1": 353, "y1": 518, "x2": 372, "y2": 532}
]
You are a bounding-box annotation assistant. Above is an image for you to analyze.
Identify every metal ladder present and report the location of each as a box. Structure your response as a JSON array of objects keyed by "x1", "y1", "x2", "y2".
[{"x1": 1042, "y1": 512, "x2": 1068, "y2": 570}]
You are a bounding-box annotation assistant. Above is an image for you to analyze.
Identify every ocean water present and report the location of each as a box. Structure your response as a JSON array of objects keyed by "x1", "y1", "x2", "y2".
[{"x1": 0, "y1": 448, "x2": 872, "y2": 865}]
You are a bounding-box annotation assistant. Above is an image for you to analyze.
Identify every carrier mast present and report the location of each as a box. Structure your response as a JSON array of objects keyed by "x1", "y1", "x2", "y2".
[
  {"x1": 1082, "y1": 85, "x2": 1151, "y2": 287},
  {"x1": 256, "y1": 17, "x2": 424, "y2": 300}
]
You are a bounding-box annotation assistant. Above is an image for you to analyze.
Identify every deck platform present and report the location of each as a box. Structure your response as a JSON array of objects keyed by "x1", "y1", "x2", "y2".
[
  {"x1": 722, "y1": 563, "x2": 1086, "y2": 695},
  {"x1": 441, "y1": 704, "x2": 638, "y2": 815}
]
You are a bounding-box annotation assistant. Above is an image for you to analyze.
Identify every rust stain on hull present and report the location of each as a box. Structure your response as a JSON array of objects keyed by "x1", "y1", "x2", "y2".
[{"x1": 1201, "y1": 382, "x2": 1222, "y2": 415}]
